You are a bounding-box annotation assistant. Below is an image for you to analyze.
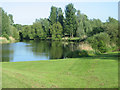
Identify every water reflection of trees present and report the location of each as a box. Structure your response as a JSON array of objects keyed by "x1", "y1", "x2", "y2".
[
  {"x1": 27, "y1": 40, "x2": 81, "y2": 59},
  {"x1": 26, "y1": 40, "x2": 50, "y2": 58},
  {"x1": 49, "y1": 41, "x2": 64, "y2": 59},
  {"x1": 1, "y1": 41, "x2": 85, "y2": 62},
  {"x1": 2, "y1": 44, "x2": 14, "y2": 62},
  {"x1": 27, "y1": 41, "x2": 64, "y2": 59}
]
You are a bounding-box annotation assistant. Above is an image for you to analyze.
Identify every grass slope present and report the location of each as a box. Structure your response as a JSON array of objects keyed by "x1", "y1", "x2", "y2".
[{"x1": 2, "y1": 52, "x2": 118, "y2": 88}]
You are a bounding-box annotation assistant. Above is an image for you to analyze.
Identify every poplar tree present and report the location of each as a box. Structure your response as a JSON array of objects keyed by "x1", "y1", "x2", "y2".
[
  {"x1": 50, "y1": 22, "x2": 63, "y2": 40},
  {"x1": 65, "y1": 3, "x2": 76, "y2": 37},
  {"x1": 76, "y1": 10, "x2": 85, "y2": 38},
  {"x1": 49, "y1": 6, "x2": 57, "y2": 25},
  {"x1": 2, "y1": 9, "x2": 11, "y2": 36},
  {"x1": 57, "y1": 8, "x2": 64, "y2": 27}
]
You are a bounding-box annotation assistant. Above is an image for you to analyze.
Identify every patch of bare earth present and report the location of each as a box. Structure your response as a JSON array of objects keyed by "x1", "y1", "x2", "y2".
[
  {"x1": 9, "y1": 36, "x2": 15, "y2": 41},
  {"x1": 0, "y1": 37, "x2": 8, "y2": 43},
  {"x1": 78, "y1": 43, "x2": 93, "y2": 51},
  {"x1": 0, "y1": 36, "x2": 15, "y2": 44}
]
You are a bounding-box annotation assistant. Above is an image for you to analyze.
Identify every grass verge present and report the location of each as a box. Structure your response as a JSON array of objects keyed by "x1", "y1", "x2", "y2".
[{"x1": 2, "y1": 52, "x2": 118, "y2": 88}]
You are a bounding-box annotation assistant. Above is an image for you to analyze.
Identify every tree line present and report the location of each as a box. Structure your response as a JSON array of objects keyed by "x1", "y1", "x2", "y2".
[{"x1": 0, "y1": 3, "x2": 119, "y2": 53}]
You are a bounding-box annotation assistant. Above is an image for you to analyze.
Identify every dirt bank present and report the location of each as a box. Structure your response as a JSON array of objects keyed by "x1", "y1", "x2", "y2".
[{"x1": 0, "y1": 36, "x2": 16, "y2": 44}]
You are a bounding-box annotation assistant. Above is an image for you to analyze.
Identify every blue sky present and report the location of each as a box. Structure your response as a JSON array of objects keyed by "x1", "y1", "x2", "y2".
[{"x1": 1, "y1": 2, "x2": 118, "y2": 25}]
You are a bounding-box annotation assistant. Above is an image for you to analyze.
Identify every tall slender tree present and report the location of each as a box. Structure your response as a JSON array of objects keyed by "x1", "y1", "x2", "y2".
[
  {"x1": 49, "y1": 6, "x2": 57, "y2": 25},
  {"x1": 76, "y1": 10, "x2": 85, "y2": 38},
  {"x1": 65, "y1": 3, "x2": 76, "y2": 37},
  {"x1": 57, "y1": 8, "x2": 64, "y2": 36},
  {"x1": 2, "y1": 8, "x2": 11, "y2": 36},
  {"x1": 57, "y1": 8, "x2": 64, "y2": 27},
  {"x1": 8, "y1": 14, "x2": 14, "y2": 25},
  {"x1": 50, "y1": 22, "x2": 63, "y2": 40}
]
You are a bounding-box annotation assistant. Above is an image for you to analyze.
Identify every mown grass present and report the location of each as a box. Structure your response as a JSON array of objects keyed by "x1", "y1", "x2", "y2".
[{"x1": 2, "y1": 52, "x2": 118, "y2": 88}]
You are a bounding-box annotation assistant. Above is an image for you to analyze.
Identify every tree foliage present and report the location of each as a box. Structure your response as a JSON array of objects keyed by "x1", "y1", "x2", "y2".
[
  {"x1": 1, "y1": 8, "x2": 19, "y2": 40},
  {"x1": 76, "y1": 10, "x2": 85, "y2": 38},
  {"x1": 64, "y1": 3, "x2": 76, "y2": 37},
  {"x1": 49, "y1": 6, "x2": 57, "y2": 25},
  {"x1": 50, "y1": 22, "x2": 63, "y2": 40},
  {"x1": 103, "y1": 17, "x2": 118, "y2": 45},
  {"x1": 2, "y1": 8, "x2": 11, "y2": 36}
]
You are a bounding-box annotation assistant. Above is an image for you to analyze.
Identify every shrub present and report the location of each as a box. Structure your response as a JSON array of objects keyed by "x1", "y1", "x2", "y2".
[
  {"x1": 87, "y1": 32, "x2": 109, "y2": 53},
  {"x1": 97, "y1": 40, "x2": 108, "y2": 53},
  {"x1": 2, "y1": 34, "x2": 9, "y2": 40},
  {"x1": 94, "y1": 50, "x2": 101, "y2": 55}
]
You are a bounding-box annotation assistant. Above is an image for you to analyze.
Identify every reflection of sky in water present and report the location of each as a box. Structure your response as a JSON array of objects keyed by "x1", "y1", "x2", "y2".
[{"x1": 10, "y1": 42, "x2": 49, "y2": 62}]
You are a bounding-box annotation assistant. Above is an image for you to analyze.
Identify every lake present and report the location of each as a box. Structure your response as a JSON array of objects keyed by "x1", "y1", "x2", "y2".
[{"x1": 1, "y1": 40, "x2": 84, "y2": 62}]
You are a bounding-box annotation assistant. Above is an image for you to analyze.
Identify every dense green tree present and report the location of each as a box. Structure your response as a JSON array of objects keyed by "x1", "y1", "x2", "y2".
[
  {"x1": 1, "y1": 8, "x2": 19, "y2": 40},
  {"x1": 103, "y1": 17, "x2": 118, "y2": 45},
  {"x1": 49, "y1": 6, "x2": 57, "y2": 25},
  {"x1": 39, "y1": 18, "x2": 50, "y2": 37},
  {"x1": 57, "y1": 8, "x2": 65, "y2": 36},
  {"x1": 88, "y1": 27, "x2": 104, "y2": 37},
  {"x1": 87, "y1": 32, "x2": 110, "y2": 53},
  {"x1": 79, "y1": 14, "x2": 92, "y2": 36},
  {"x1": 76, "y1": 10, "x2": 85, "y2": 38},
  {"x1": 97, "y1": 40, "x2": 108, "y2": 53},
  {"x1": 10, "y1": 26, "x2": 19, "y2": 39},
  {"x1": 8, "y1": 14, "x2": 14, "y2": 25},
  {"x1": 33, "y1": 22, "x2": 46, "y2": 39},
  {"x1": 22, "y1": 25, "x2": 31, "y2": 39},
  {"x1": 28, "y1": 27, "x2": 36, "y2": 40},
  {"x1": 2, "y1": 9, "x2": 11, "y2": 36},
  {"x1": 13, "y1": 24, "x2": 23, "y2": 31},
  {"x1": 50, "y1": 22, "x2": 63, "y2": 40},
  {"x1": 90, "y1": 19, "x2": 102, "y2": 28},
  {"x1": 65, "y1": 3, "x2": 76, "y2": 37},
  {"x1": 88, "y1": 19, "x2": 103, "y2": 36},
  {"x1": 83, "y1": 20, "x2": 92, "y2": 35},
  {"x1": 77, "y1": 21, "x2": 85, "y2": 38},
  {"x1": 57, "y1": 8, "x2": 64, "y2": 27}
]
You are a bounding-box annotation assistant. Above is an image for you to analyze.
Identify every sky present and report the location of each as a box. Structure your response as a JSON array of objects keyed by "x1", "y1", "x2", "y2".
[{"x1": 0, "y1": 1, "x2": 118, "y2": 25}]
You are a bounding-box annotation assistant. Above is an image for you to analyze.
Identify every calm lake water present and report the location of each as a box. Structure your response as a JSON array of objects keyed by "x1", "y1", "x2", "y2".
[{"x1": 1, "y1": 40, "x2": 82, "y2": 62}]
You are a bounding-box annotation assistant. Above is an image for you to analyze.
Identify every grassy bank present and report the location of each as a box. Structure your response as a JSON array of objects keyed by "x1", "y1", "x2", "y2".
[{"x1": 2, "y1": 52, "x2": 118, "y2": 88}]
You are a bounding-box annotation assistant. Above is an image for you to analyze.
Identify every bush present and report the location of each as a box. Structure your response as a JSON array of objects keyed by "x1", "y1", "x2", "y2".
[
  {"x1": 97, "y1": 40, "x2": 108, "y2": 53},
  {"x1": 108, "y1": 46, "x2": 118, "y2": 52},
  {"x1": 94, "y1": 50, "x2": 101, "y2": 55},
  {"x1": 87, "y1": 32, "x2": 109, "y2": 53},
  {"x1": 2, "y1": 34, "x2": 9, "y2": 40}
]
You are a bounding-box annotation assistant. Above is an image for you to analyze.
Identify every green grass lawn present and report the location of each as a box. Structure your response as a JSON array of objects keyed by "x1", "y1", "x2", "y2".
[{"x1": 2, "y1": 52, "x2": 118, "y2": 88}]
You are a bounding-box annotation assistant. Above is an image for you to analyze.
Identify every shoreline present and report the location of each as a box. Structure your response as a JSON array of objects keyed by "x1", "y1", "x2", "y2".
[{"x1": 0, "y1": 37, "x2": 16, "y2": 44}]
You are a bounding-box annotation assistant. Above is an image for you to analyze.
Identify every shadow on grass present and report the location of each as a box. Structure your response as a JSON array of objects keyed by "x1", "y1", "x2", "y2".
[{"x1": 87, "y1": 52, "x2": 119, "y2": 61}]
